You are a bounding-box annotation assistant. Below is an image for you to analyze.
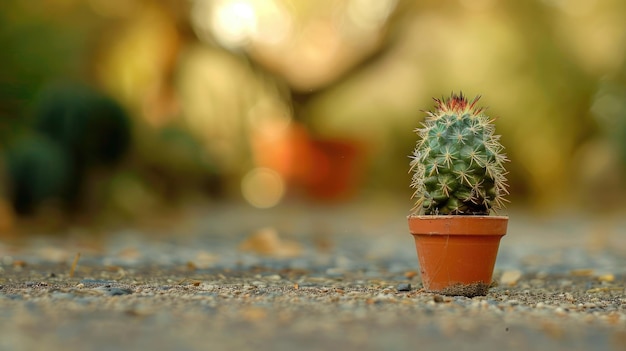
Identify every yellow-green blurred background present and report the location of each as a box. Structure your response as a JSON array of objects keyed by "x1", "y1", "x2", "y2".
[{"x1": 1, "y1": 0, "x2": 626, "y2": 229}]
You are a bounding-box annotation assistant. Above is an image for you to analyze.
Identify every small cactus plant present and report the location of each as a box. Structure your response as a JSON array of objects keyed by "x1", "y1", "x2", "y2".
[{"x1": 410, "y1": 93, "x2": 509, "y2": 215}]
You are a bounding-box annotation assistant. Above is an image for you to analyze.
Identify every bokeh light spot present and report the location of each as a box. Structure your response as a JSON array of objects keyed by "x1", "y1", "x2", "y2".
[
  {"x1": 211, "y1": 0, "x2": 257, "y2": 48},
  {"x1": 241, "y1": 167, "x2": 286, "y2": 208},
  {"x1": 346, "y1": 0, "x2": 396, "y2": 33}
]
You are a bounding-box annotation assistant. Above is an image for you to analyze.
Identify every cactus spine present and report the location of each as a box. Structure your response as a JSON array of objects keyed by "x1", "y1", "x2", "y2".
[{"x1": 410, "y1": 93, "x2": 509, "y2": 215}]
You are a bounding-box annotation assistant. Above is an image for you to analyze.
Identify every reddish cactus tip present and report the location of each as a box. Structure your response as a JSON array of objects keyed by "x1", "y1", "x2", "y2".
[{"x1": 435, "y1": 92, "x2": 483, "y2": 114}]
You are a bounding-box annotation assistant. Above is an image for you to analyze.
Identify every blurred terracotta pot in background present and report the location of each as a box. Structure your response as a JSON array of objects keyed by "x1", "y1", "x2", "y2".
[
  {"x1": 252, "y1": 122, "x2": 365, "y2": 202},
  {"x1": 302, "y1": 138, "x2": 364, "y2": 201}
]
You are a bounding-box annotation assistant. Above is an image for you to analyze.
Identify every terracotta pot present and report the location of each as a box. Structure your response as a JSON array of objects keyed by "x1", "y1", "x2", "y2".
[
  {"x1": 303, "y1": 139, "x2": 364, "y2": 201},
  {"x1": 408, "y1": 215, "x2": 508, "y2": 297}
]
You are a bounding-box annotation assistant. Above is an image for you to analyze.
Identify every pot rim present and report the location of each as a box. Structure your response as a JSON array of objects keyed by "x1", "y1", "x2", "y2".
[
  {"x1": 407, "y1": 215, "x2": 509, "y2": 220},
  {"x1": 408, "y1": 215, "x2": 508, "y2": 236}
]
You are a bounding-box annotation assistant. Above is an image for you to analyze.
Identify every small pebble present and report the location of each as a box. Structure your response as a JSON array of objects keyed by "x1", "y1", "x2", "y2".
[
  {"x1": 500, "y1": 270, "x2": 522, "y2": 286},
  {"x1": 81, "y1": 279, "x2": 115, "y2": 285},
  {"x1": 97, "y1": 287, "x2": 133, "y2": 296},
  {"x1": 570, "y1": 269, "x2": 594, "y2": 276},
  {"x1": 597, "y1": 274, "x2": 615, "y2": 282},
  {"x1": 396, "y1": 283, "x2": 411, "y2": 292},
  {"x1": 554, "y1": 307, "x2": 568, "y2": 316},
  {"x1": 404, "y1": 271, "x2": 418, "y2": 279}
]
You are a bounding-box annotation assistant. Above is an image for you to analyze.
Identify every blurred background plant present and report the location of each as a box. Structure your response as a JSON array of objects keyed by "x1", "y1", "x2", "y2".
[{"x1": 1, "y1": 0, "x2": 626, "y2": 230}]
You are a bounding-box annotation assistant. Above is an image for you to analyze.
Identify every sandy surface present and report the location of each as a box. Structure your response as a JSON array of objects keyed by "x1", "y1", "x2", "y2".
[{"x1": 1, "y1": 203, "x2": 626, "y2": 351}]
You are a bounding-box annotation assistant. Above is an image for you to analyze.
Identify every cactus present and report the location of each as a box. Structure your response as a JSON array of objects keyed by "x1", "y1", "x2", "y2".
[{"x1": 410, "y1": 93, "x2": 509, "y2": 215}]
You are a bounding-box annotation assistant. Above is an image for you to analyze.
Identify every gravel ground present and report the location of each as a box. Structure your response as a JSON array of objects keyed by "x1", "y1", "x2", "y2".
[{"x1": 1, "y1": 203, "x2": 626, "y2": 351}]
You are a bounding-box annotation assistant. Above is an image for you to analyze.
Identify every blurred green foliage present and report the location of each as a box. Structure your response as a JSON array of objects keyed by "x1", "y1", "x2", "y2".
[
  {"x1": 4, "y1": 133, "x2": 71, "y2": 215},
  {"x1": 0, "y1": 0, "x2": 92, "y2": 124},
  {"x1": 4, "y1": 82, "x2": 131, "y2": 215},
  {"x1": 1, "y1": 0, "x2": 626, "y2": 224}
]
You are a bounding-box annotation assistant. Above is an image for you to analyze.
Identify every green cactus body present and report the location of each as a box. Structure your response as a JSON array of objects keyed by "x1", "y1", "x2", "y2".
[{"x1": 410, "y1": 93, "x2": 508, "y2": 215}]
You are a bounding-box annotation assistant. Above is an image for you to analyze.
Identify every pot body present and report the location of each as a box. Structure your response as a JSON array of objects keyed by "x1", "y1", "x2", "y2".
[{"x1": 408, "y1": 215, "x2": 508, "y2": 296}]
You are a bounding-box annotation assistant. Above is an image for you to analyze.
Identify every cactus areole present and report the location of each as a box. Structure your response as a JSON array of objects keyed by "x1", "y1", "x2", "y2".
[{"x1": 410, "y1": 93, "x2": 509, "y2": 215}]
